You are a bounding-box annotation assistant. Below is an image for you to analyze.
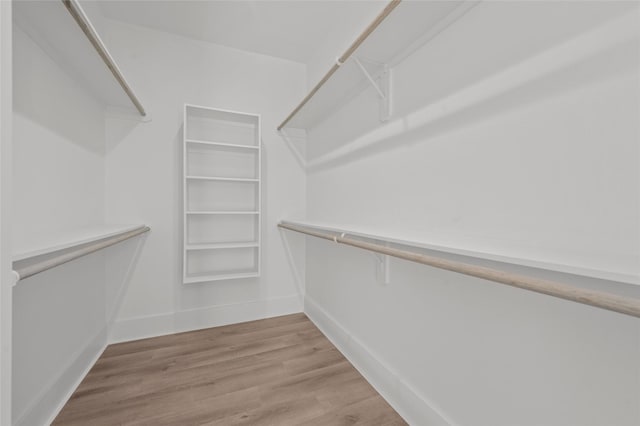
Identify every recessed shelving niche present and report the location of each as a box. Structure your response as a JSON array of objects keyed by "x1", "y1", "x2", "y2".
[{"x1": 183, "y1": 105, "x2": 261, "y2": 284}]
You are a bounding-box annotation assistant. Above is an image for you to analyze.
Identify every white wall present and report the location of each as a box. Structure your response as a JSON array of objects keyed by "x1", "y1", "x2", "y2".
[
  {"x1": 11, "y1": 22, "x2": 108, "y2": 425},
  {"x1": 302, "y1": 1, "x2": 640, "y2": 425},
  {"x1": 10, "y1": 21, "x2": 146, "y2": 426},
  {"x1": 102, "y1": 20, "x2": 307, "y2": 342},
  {"x1": 0, "y1": 1, "x2": 13, "y2": 424}
]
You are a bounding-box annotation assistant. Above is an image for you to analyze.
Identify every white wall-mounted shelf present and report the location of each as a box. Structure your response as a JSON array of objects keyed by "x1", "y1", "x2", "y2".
[
  {"x1": 12, "y1": 224, "x2": 150, "y2": 282},
  {"x1": 279, "y1": 220, "x2": 640, "y2": 318},
  {"x1": 278, "y1": 0, "x2": 477, "y2": 131},
  {"x1": 280, "y1": 220, "x2": 640, "y2": 287},
  {"x1": 13, "y1": 0, "x2": 146, "y2": 116},
  {"x1": 183, "y1": 105, "x2": 261, "y2": 284},
  {"x1": 13, "y1": 224, "x2": 148, "y2": 262}
]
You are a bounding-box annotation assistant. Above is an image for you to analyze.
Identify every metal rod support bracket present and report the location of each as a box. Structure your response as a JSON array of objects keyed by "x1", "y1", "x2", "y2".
[
  {"x1": 353, "y1": 56, "x2": 391, "y2": 122},
  {"x1": 372, "y1": 252, "x2": 391, "y2": 285}
]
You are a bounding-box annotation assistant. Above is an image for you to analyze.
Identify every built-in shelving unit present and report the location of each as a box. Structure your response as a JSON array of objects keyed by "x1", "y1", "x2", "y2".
[
  {"x1": 13, "y1": 0, "x2": 146, "y2": 116},
  {"x1": 278, "y1": 0, "x2": 477, "y2": 131},
  {"x1": 183, "y1": 104, "x2": 261, "y2": 284}
]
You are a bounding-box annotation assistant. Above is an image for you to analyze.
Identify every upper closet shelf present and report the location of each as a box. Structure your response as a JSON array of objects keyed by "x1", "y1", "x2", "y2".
[
  {"x1": 278, "y1": 0, "x2": 476, "y2": 131},
  {"x1": 13, "y1": 0, "x2": 146, "y2": 116}
]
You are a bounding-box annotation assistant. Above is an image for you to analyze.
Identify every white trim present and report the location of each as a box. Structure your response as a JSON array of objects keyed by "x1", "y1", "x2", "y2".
[
  {"x1": 304, "y1": 295, "x2": 455, "y2": 426},
  {"x1": 0, "y1": 0, "x2": 12, "y2": 422},
  {"x1": 13, "y1": 327, "x2": 108, "y2": 426},
  {"x1": 109, "y1": 295, "x2": 302, "y2": 343}
]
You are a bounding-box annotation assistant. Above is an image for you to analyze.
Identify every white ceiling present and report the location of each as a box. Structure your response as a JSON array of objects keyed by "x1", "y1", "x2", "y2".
[{"x1": 98, "y1": 0, "x2": 387, "y2": 64}]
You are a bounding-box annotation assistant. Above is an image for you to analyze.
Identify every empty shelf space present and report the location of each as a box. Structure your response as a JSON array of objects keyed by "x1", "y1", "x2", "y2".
[
  {"x1": 186, "y1": 214, "x2": 259, "y2": 246},
  {"x1": 186, "y1": 179, "x2": 258, "y2": 212},
  {"x1": 186, "y1": 143, "x2": 259, "y2": 180},
  {"x1": 184, "y1": 247, "x2": 259, "y2": 283},
  {"x1": 183, "y1": 105, "x2": 261, "y2": 284},
  {"x1": 185, "y1": 105, "x2": 259, "y2": 146}
]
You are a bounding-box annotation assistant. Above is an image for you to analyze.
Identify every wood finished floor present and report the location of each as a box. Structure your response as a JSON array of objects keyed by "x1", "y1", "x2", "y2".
[{"x1": 53, "y1": 313, "x2": 407, "y2": 425}]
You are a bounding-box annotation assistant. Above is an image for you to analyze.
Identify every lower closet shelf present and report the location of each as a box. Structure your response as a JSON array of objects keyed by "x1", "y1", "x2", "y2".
[
  {"x1": 12, "y1": 224, "x2": 150, "y2": 283},
  {"x1": 183, "y1": 245, "x2": 260, "y2": 284}
]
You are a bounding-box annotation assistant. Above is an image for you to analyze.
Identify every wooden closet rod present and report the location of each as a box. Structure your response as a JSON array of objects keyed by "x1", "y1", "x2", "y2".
[
  {"x1": 13, "y1": 226, "x2": 150, "y2": 282},
  {"x1": 62, "y1": 0, "x2": 147, "y2": 116},
  {"x1": 277, "y1": 0, "x2": 402, "y2": 130},
  {"x1": 278, "y1": 222, "x2": 640, "y2": 319}
]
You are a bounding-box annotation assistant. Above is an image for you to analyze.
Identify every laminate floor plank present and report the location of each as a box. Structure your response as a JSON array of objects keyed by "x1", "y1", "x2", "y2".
[{"x1": 53, "y1": 313, "x2": 407, "y2": 425}]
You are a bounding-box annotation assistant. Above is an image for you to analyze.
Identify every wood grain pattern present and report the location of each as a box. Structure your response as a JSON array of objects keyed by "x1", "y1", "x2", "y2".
[{"x1": 53, "y1": 313, "x2": 406, "y2": 425}]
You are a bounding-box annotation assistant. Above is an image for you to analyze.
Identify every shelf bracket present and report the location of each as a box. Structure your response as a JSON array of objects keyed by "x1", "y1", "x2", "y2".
[
  {"x1": 353, "y1": 56, "x2": 391, "y2": 122},
  {"x1": 372, "y1": 251, "x2": 391, "y2": 286},
  {"x1": 278, "y1": 128, "x2": 307, "y2": 169}
]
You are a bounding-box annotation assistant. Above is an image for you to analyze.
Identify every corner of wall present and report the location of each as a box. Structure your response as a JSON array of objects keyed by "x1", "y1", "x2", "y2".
[
  {"x1": 304, "y1": 295, "x2": 454, "y2": 426},
  {"x1": 13, "y1": 327, "x2": 107, "y2": 426}
]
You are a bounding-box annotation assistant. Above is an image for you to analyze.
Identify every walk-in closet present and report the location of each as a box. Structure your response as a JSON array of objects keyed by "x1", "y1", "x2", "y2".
[{"x1": 0, "y1": 0, "x2": 639, "y2": 425}]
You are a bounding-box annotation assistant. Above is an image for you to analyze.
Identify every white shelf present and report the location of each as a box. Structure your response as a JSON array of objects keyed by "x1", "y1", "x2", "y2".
[
  {"x1": 185, "y1": 139, "x2": 259, "y2": 150},
  {"x1": 13, "y1": 0, "x2": 146, "y2": 116},
  {"x1": 183, "y1": 105, "x2": 261, "y2": 284},
  {"x1": 186, "y1": 242, "x2": 259, "y2": 251},
  {"x1": 186, "y1": 211, "x2": 260, "y2": 215},
  {"x1": 184, "y1": 271, "x2": 260, "y2": 284},
  {"x1": 281, "y1": 220, "x2": 640, "y2": 286},
  {"x1": 13, "y1": 224, "x2": 147, "y2": 262},
  {"x1": 278, "y1": 0, "x2": 475, "y2": 130},
  {"x1": 186, "y1": 176, "x2": 258, "y2": 183}
]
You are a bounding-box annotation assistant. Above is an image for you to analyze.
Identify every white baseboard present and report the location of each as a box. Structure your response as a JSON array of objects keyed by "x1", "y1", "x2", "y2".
[
  {"x1": 304, "y1": 295, "x2": 455, "y2": 426},
  {"x1": 14, "y1": 327, "x2": 107, "y2": 426},
  {"x1": 109, "y1": 295, "x2": 303, "y2": 344}
]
